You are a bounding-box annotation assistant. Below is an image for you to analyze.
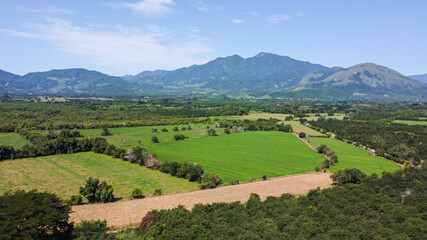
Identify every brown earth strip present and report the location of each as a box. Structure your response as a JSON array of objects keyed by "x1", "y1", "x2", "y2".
[{"x1": 70, "y1": 172, "x2": 332, "y2": 228}]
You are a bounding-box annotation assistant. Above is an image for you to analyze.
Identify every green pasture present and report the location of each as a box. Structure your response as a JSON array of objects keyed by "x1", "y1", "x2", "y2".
[
  {"x1": 0, "y1": 152, "x2": 198, "y2": 199},
  {"x1": 393, "y1": 120, "x2": 427, "y2": 126},
  {"x1": 307, "y1": 137, "x2": 401, "y2": 175},
  {"x1": 0, "y1": 132, "x2": 29, "y2": 148},
  {"x1": 147, "y1": 131, "x2": 326, "y2": 183}
]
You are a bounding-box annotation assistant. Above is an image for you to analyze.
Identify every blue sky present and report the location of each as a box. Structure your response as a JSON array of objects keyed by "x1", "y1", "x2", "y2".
[{"x1": 1, "y1": 0, "x2": 426, "y2": 76}]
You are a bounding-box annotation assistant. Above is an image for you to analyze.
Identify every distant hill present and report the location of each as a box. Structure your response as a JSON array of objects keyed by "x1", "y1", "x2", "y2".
[
  {"x1": 407, "y1": 73, "x2": 427, "y2": 83},
  {"x1": 292, "y1": 63, "x2": 427, "y2": 97},
  {"x1": 1, "y1": 68, "x2": 134, "y2": 95},
  {"x1": 1, "y1": 53, "x2": 426, "y2": 99},
  {"x1": 131, "y1": 52, "x2": 328, "y2": 93}
]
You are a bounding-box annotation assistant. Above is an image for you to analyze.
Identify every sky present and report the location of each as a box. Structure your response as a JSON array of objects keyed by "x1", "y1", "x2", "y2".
[{"x1": 1, "y1": 0, "x2": 426, "y2": 76}]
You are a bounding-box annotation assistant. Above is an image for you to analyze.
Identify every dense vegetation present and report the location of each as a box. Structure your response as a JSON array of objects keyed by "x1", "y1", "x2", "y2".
[
  {"x1": 139, "y1": 166, "x2": 427, "y2": 239},
  {"x1": 310, "y1": 119, "x2": 426, "y2": 164}
]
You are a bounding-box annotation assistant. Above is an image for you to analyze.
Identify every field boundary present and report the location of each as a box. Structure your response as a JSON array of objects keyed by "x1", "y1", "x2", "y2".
[{"x1": 70, "y1": 172, "x2": 332, "y2": 228}]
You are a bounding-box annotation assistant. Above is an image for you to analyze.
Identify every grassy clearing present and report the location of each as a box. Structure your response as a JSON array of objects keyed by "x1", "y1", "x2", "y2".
[
  {"x1": 307, "y1": 138, "x2": 401, "y2": 175},
  {"x1": 0, "y1": 132, "x2": 29, "y2": 148},
  {"x1": 304, "y1": 113, "x2": 346, "y2": 121},
  {"x1": 147, "y1": 131, "x2": 326, "y2": 183},
  {"x1": 279, "y1": 121, "x2": 324, "y2": 137},
  {"x1": 212, "y1": 113, "x2": 291, "y2": 121},
  {"x1": 0, "y1": 152, "x2": 198, "y2": 199},
  {"x1": 393, "y1": 120, "x2": 427, "y2": 126}
]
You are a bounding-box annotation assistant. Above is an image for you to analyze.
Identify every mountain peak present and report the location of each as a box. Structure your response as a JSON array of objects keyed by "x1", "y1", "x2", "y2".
[{"x1": 254, "y1": 52, "x2": 273, "y2": 58}]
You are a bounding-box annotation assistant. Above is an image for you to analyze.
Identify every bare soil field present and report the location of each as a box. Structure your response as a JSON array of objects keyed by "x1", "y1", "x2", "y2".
[{"x1": 70, "y1": 172, "x2": 332, "y2": 227}]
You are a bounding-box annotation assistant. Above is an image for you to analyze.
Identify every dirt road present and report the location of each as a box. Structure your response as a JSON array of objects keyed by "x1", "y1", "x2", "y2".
[{"x1": 70, "y1": 172, "x2": 332, "y2": 227}]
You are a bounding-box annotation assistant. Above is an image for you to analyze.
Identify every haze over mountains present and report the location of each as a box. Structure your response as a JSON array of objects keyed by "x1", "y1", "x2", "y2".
[{"x1": 1, "y1": 53, "x2": 426, "y2": 100}]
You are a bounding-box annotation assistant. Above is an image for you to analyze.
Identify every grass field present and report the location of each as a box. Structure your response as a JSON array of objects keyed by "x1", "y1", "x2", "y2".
[
  {"x1": 212, "y1": 112, "x2": 291, "y2": 121},
  {"x1": 304, "y1": 113, "x2": 346, "y2": 121},
  {"x1": 0, "y1": 132, "x2": 29, "y2": 148},
  {"x1": 393, "y1": 120, "x2": 427, "y2": 126},
  {"x1": 307, "y1": 138, "x2": 401, "y2": 175},
  {"x1": 147, "y1": 131, "x2": 326, "y2": 183},
  {"x1": 0, "y1": 152, "x2": 198, "y2": 199},
  {"x1": 279, "y1": 121, "x2": 325, "y2": 137}
]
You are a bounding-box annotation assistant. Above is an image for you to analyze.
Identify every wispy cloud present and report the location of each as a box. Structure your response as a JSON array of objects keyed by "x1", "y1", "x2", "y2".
[
  {"x1": 232, "y1": 19, "x2": 244, "y2": 24},
  {"x1": 121, "y1": 0, "x2": 175, "y2": 17},
  {"x1": 14, "y1": 5, "x2": 76, "y2": 15},
  {"x1": 195, "y1": 1, "x2": 222, "y2": 12},
  {"x1": 266, "y1": 14, "x2": 290, "y2": 24},
  {"x1": 1, "y1": 18, "x2": 212, "y2": 72}
]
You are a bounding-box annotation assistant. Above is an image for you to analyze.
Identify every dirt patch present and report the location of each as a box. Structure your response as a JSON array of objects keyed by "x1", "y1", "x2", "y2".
[{"x1": 70, "y1": 172, "x2": 332, "y2": 227}]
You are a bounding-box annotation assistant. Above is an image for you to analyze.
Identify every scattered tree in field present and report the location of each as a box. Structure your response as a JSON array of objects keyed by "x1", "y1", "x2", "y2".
[
  {"x1": 224, "y1": 128, "x2": 231, "y2": 134},
  {"x1": 299, "y1": 132, "x2": 306, "y2": 138},
  {"x1": 285, "y1": 116, "x2": 294, "y2": 121},
  {"x1": 161, "y1": 128, "x2": 168, "y2": 132},
  {"x1": 181, "y1": 126, "x2": 187, "y2": 131},
  {"x1": 173, "y1": 134, "x2": 188, "y2": 141},
  {"x1": 79, "y1": 177, "x2": 115, "y2": 203},
  {"x1": 151, "y1": 128, "x2": 158, "y2": 133},
  {"x1": 131, "y1": 188, "x2": 145, "y2": 199},
  {"x1": 0, "y1": 190, "x2": 72, "y2": 239},
  {"x1": 208, "y1": 129, "x2": 217, "y2": 136},
  {"x1": 132, "y1": 146, "x2": 147, "y2": 165},
  {"x1": 154, "y1": 189, "x2": 162, "y2": 196},
  {"x1": 262, "y1": 175, "x2": 267, "y2": 180},
  {"x1": 151, "y1": 135, "x2": 159, "y2": 144},
  {"x1": 172, "y1": 126, "x2": 179, "y2": 131},
  {"x1": 101, "y1": 128, "x2": 112, "y2": 136}
]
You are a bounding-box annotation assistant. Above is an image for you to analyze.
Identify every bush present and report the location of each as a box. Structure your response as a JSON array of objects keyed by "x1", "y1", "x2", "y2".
[
  {"x1": 73, "y1": 220, "x2": 114, "y2": 240},
  {"x1": 208, "y1": 129, "x2": 217, "y2": 136},
  {"x1": 172, "y1": 126, "x2": 179, "y2": 131},
  {"x1": 173, "y1": 134, "x2": 188, "y2": 141},
  {"x1": 0, "y1": 190, "x2": 72, "y2": 239},
  {"x1": 131, "y1": 188, "x2": 145, "y2": 199},
  {"x1": 154, "y1": 189, "x2": 162, "y2": 196},
  {"x1": 161, "y1": 128, "x2": 168, "y2": 132},
  {"x1": 299, "y1": 132, "x2": 306, "y2": 138},
  {"x1": 330, "y1": 168, "x2": 367, "y2": 185},
  {"x1": 101, "y1": 128, "x2": 112, "y2": 136},
  {"x1": 181, "y1": 126, "x2": 187, "y2": 131},
  {"x1": 79, "y1": 177, "x2": 115, "y2": 203},
  {"x1": 224, "y1": 128, "x2": 231, "y2": 134},
  {"x1": 200, "y1": 174, "x2": 221, "y2": 189},
  {"x1": 151, "y1": 135, "x2": 159, "y2": 144},
  {"x1": 66, "y1": 194, "x2": 83, "y2": 205},
  {"x1": 262, "y1": 175, "x2": 267, "y2": 181}
]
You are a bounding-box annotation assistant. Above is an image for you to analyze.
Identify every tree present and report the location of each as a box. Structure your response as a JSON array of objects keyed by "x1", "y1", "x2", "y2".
[
  {"x1": 73, "y1": 220, "x2": 115, "y2": 240},
  {"x1": 208, "y1": 129, "x2": 217, "y2": 136},
  {"x1": 173, "y1": 134, "x2": 188, "y2": 141},
  {"x1": 131, "y1": 188, "x2": 145, "y2": 199},
  {"x1": 132, "y1": 146, "x2": 147, "y2": 165},
  {"x1": 200, "y1": 174, "x2": 221, "y2": 189},
  {"x1": 0, "y1": 190, "x2": 72, "y2": 239},
  {"x1": 224, "y1": 128, "x2": 231, "y2": 134},
  {"x1": 299, "y1": 132, "x2": 306, "y2": 138},
  {"x1": 79, "y1": 177, "x2": 115, "y2": 203},
  {"x1": 151, "y1": 135, "x2": 159, "y2": 144},
  {"x1": 330, "y1": 168, "x2": 367, "y2": 185},
  {"x1": 101, "y1": 128, "x2": 112, "y2": 136}
]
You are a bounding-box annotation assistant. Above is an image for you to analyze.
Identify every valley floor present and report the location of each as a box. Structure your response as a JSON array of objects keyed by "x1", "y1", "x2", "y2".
[{"x1": 70, "y1": 172, "x2": 332, "y2": 228}]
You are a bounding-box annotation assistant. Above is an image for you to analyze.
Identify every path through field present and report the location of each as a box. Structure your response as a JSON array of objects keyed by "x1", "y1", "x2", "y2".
[{"x1": 70, "y1": 172, "x2": 332, "y2": 227}]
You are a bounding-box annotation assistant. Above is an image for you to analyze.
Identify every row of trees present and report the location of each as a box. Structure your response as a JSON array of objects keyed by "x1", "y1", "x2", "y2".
[
  {"x1": 139, "y1": 166, "x2": 427, "y2": 239},
  {"x1": 310, "y1": 118, "x2": 426, "y2": 164}
]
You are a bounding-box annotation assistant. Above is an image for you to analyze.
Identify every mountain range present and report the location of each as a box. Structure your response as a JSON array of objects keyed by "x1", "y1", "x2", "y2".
[
  {"x1": 1, "y1": 52, "x2": 426, "y2": 100},
  {"x1": 407, "y1": 74, "x2": 427, "y2": 84}
]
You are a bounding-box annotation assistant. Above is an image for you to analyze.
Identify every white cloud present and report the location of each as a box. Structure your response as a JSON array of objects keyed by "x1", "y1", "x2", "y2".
[
  {"x1": 232, "y1": 19, "x2": 244, "y2": 24},
  {"x1": 122, "y1": 0, "x2": 175, "y2": 17},
  {"x1": 14, "y1": 5, "x2": 76, "y2": 15},
  {"x1": 266, "y1": 14, "x2": 290, "y2": 24},
  {"x1": 1, "y1": 18, "x2": 212, "y2": 73},
  {"x1": 195, "y1": 1, "x2": 222, "y2": 12}
]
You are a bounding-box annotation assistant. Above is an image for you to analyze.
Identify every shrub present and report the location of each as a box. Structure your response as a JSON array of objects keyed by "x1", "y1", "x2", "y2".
[
  {"x1": 138, "y1": 211, "x2": 162, "y2": 236},
  {"x1": 173, "y1": 134, "x2": 188, "y2": 141},
  {"x1": 172, "y1": 126, "x2": 179, "y2": 131},
  {"x1": 208, "y1": 129, "x2": 217, "y2": 136},
  {"x1": 151, "y1": 128, "x2": 158, "y2": 133},
  {"x1": 101, "y1": 128, "x2": 112, "y2": 136},
  {"x1": 299, "y1": 132, "x2": 306, "y2": 138},
  {"x1": 331, "y1": 168, "x2": 367, "y2": 185},
  {"x1": 181, "y1": 126, "x2": 187, "y2": 131},
  {"x1": 131, "y1": 188, "x2": 145, "y2": 199},
  {"x1": 154, "y1": 189, "x2": 162, "y2": 196},
  {"x1": 161, "y1": 128, "x2": 168, "y2": 132},
  {"x1": 73, "y1": 220, "x2": 113, "y2": 240},
  {"x1": 262, "y1": 175, "x2": 267, "y2": 181},
  {"x1": 224, "y1": 128, "x2": 231, "y2": 134},
  {"x1": 151, "y1": 135, "x2": 159, "y2": 144},
  {"x1": 79, "y1": 177, "x2": 115, "y2": 203},
  {"x1": 200, "y1": 174, "x2": 221, "y2": 189},
  {"x1": 66, "y1": 194, "x2": 83, "y2": 205},
  {"x1": 0, "y1": 190, "x2": 72, "y2": 239}
]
